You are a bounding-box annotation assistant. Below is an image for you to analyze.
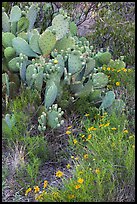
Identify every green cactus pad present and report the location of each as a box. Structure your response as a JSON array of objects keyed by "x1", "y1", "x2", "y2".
[
  {"x1": 18, "y1": 31, "x2": 28, "y2": 42},
  {"x1": 108, "y1": 59, "x2": 126, "y2": 69},
  {"x1": 84, "y1": 58, "x2": 95, "y2": 76},
  {"x1": 107, "y1": 99, "x2": 125, "y2": 115},
  {"x1": 44, "y1": 82, "x2": 58, "y2": 109},
  {"x1": 26, "y1": 64, "x2": 37, "y2": 87},
  {"x1": 17, "y1": 17, "x2": 29, "y2": 33},
  {"x1": 99, "y1": 91, "x2": 115, "y2": 110},
  {"x1": 29, "y1": 33, "x2": 42, "y2": 54},
  {"x1": 47, "y1": 104, "x2": 64, "y2": 128},
  {"x1": 92, "y1": 72, "x2": 108, "y2": 88},
  {"x1": 8, "y1": 57, "x2": 22, "y2": 72},
  {"x1": 98, "y1": 51, "x2": 112, "y2": 65},
  {"x1": 11, "y1": 22, "x2": 17, "y2": 35},
  {"x1": 34, "y1": 71, "x2": 43, "y2": 92},
  {"x1": 12, "y1": 37, "x2": 39, "y2": 57},
  {"x1": 9, "y1": 5, "x2": 21, "y2": 22},
  {"x1": 52, "y1": 14, "x2": 69, "y2": 40},
  {"x1": 4, "y1": 47, "x2": 16, "y2": 60},
  {"x1": 2, "y1": 11, "x2": 10, "y2": 32},
  {"x1": 75, "y1": 79, "x2": 94, "y2": 97},
  {"x1": 54, "y1": 36, "x2": 75, "y2": 52},
  {"x1": 27, "y1": 4, "x2": 38, "y2": 30},
  {"x1": 2, "y1": 32, "x2": 15, "y2": 48},
  {"x1": 69, "y1": 21, "x2": 77, "y2": 36},
  {"x1": 38, "y1": 30, "x2": 56, "y2": 55},
  {"x1": 68, "y1": 51, "x2": 82, "y2": 74}
]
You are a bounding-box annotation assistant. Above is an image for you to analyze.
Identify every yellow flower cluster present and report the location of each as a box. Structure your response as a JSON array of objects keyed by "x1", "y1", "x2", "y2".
[
  {"x1": 56, "y1": 170, "x2": 64, "y2": 178},
  {"x1": 88, "y1": 126, "x2": 96, "y2": 131}
]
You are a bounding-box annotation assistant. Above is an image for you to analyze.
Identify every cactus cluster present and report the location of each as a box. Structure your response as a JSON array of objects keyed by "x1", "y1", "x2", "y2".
[{"x1": 2, "y1": 4, "x2": 126, "y2": 131}]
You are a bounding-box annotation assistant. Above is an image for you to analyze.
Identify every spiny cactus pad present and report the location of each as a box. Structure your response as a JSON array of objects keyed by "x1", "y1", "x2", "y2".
[
  {"x1": 27, "y1": 4, "x2": 38, "y2": 30},
  {"x1": 52, "y1": 14, "x2": 69, "y2": 40},
  {"x1": 2, "y1": 11, "x2": 10, "y2": 32},
  {"x1": 47, "y1": 104, "x2": 64, "y2": 128},
  {"x1": 92, "y1": 72, "x2": 108, "y2": 89},
  {"x1": 54, "y1": 36, "x2": 75, "y2": 52},
  {"x1": 38, "y1": 30, "x2": 56, "y2": 56},
  {"x1": 44, "y1": 81, "x2": 58, "y2": 109},
  {"x1": 2, "y1": 32, "x2": 15, "y2": 48},
  {"x1": 99, "y1": 91, "x2": 115, "y2": 110},
  {"x1": 4, "y1": 47, "x2": 16, "y2": 60},
  {"x1": 12, "y1": 37, "x2": 39, "y2": 57},
  {"x1": 17, "y1": 17, "x2": 29, "y2": 33},
  {"x1": 29, "y1": 33, "x2": 42, "y2": 54},
  {"x1": 68, "y1": 50, "x2": 82, "y2": 74},
  {"x1": 9, "y1": 5, "x2": 21, "y2": 22}
]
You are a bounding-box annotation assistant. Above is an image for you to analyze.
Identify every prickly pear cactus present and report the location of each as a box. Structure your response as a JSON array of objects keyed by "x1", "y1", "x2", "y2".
[
  {"x1": 8, "y1": 56, "x2": 23, "y2": 72},
  {"x1": 108, "y1": 59, "x2": 126, "y2": 69},
  {"x1": 106, "y1": 99, "x2": 125, "y2": 115},
  {"x1": 38, "y1": 30, "x2": 56, "y2": 56},
  {"x1": 17, "y1": 17, "x2": 29, "y2": 33},
  {"x1": 92, "y1": 72, "x2": 108, "y2": 89},
  {"x1": 52, "y1": 14, "x2": 69, "y2": 40},
  {"x1": 12, "y1": 37, "x2": 39, "y2": 57},
  {"x1": 2, "y1": 9, "x2": 10, "y2": 32},
  {"x1": 26, "y1": 64, "x2": 37, "y2": 87},
  {"x1": 68, "y1": 50, "x2": 82, "y2": 74},
  {"x1": 38, "y1": 111, "x2": 47, "y2": 131},
  {"x1": 27, "y1": 4, "x2": 38, "y2": 30},
  {"x1": 69, "y1": 21, "x2": 77, "y2": 36},
  {"x1": 54, "y1": 36, "x2": 75, "y2": 52},
  {"x1": 47, "y1": 104, "x2": 64, "y2": 129},
  {"x1": 2, "y1": 32, "x2": 15, "y2": 48},
  {"x1": 29, "y1": 33, "x2": 42, "y2": 54},
  {"x1": 44, "y1": 81, "x2": 58, "y2": 109},
  {"x1": 9, "y1": 5, "x2": 21, "y2": 22},
  {"x1": 99, "y1": 91, "x2": 115, "y2": 110},
  {"x1": 4, "y1": 47, "x2": 16, "y2": 61}
]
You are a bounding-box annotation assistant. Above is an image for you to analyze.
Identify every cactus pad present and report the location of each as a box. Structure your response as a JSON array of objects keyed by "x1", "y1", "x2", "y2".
[
  {"x1": 38, "y1": 30, "x2": 56, "y2": 55},
  {"x1": 52, "y1": 14, "x2": 69, "y2": 40}
]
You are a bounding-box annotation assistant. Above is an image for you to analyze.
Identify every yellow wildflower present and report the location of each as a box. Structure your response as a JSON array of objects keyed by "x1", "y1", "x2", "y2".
[
  {"x1": 56, "y1": 170, "x2": 64, "y2": 178},
  {"x1": 71, "y1": 155, "x2": 74, "y2": 159},
  {"x1": 83, "y1": 154, "x2": 88, "y2": 159},
  {"x1": 81, "y1": 134, "x2": 85, "y2": 138},
  {"x1": 74, "y1": 157, "x2": 79, "y2": 161},
  {"x1": 73, "y1": 139, "x2": 78, "y2": 144},
  {"x1": 123, "y1": 129, "x2": 128, "y2": 134},
  {"x1": 107, "y1": 67, "x2": 111, "y2": 71},
  {"x1": 67, "y1": 126, "x2": 72, "y2": 129},
  {"x1": 25, "y1": 187, "x2": 32, "y2": 196},
  {"x1": 77, "y1": 178, "x2": 84, "y2": 184},
  {"x1": 34, "y1": 186, "x2": 40, "y2": 193},
  {"x1": 104, "y1": 122, "x2": 110, "y2": 127},
  {"x1": 68, "y1": 194, "x2": 75, "y2": 199},
  {"x1": 95, "y1": 168, "x2": 100, "y2": 174},
  {"x1": 66, "y1": 164, "x2": 71, "y2": 169},
  {"x1": 66, "y1": 130, "x2": 71, "y2": 135},
  {"x1": 111, "y1": 127, "x2": 117, "y2": 130},
  {"x1": 123, "y1": 68, "x2": 127, "y2": 72},
  {"x1": 43, "y1": 180, "x2": 48, "y2": 189},
  {"x1": 102, "y1": 67, "x2": 106, "y2": 70},
  {"x1": 85, "y1": 113, "x2": 90, "y2": 117},
  {"x1": 117, "y1": 69, "x2": 121, "y2": 72},
  {"x1": 75, "y1": 184, "x2": 81, "y2": 189},
  {"x1": 87, "y1": 134, "x2": 92, "y2": 139},
  {"x1": 116, "y1": 82, "x2": 120, "y2": 86},
  {"x1": 99, "y1": 124, "x2": 104, "y2": 128},
  {"x1": 88, "y1": 126, "x2": 96, "y2": 131}
]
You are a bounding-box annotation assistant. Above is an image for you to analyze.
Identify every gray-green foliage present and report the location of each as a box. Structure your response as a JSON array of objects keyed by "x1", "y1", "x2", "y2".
[{"x1": 87, "y1": 2, "x2": 135, "y2": 66}]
